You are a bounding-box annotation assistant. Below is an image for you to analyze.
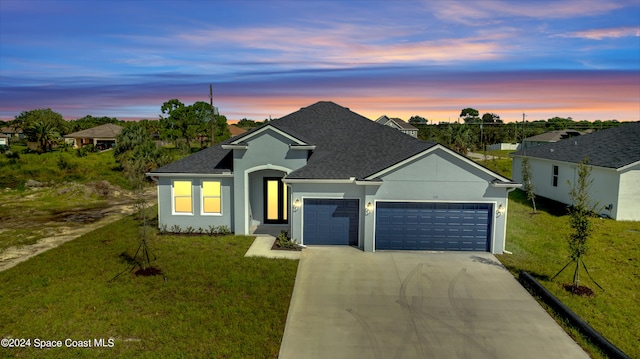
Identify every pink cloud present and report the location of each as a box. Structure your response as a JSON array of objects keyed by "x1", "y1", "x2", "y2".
[
  {"x1": 554, "y1": 26, "x2": 640, "y2": 40},
  {"x1": 428, "y1": 0, "x2": 623, "y2": 23},
  {"x1": 174, "y1": 24, "x2": 506, "y2": 67}
]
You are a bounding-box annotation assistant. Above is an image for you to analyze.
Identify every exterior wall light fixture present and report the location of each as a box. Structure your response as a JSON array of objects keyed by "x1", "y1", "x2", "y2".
[
  {"x1": 496, "y1": 203, "x2": 505, "y2": 216},
  {"x1": 365, "y1": 202, "x2": 374, "y2": 215}
]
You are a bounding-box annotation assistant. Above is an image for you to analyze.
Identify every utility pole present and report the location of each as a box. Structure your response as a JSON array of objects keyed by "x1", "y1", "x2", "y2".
[
  {"x1": 522, "y1": 113, "x2": 527, "y2": 154},
  {"x1": 210, "y1": 84, "x2": 215, "y2": 146}
]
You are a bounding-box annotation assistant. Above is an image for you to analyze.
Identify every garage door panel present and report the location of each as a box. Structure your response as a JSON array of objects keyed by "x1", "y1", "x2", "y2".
[
  {"x1": 303, "y1": 199, "x2": 359, "y2": 246},
  {"x1": 375, "y1": 202, "x2": 492, "y2": 251}
]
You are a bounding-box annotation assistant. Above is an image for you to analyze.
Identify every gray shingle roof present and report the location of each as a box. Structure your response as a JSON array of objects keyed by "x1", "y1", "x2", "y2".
[
  {"x1": 151, "y1": 101, "x2": 438, "y2": 178},
  {"x1": 261, "y1": 102, "x2": 435, "y2": 179},
  {"x1": 150, "y1": 140, "x2": 234, "y2": 174},
  {"x1": 512, "y1": 122, "x2": 640, "y2": 169},
  {"x1": 523, "y1": 129, "x2": 584, "y2": 142},
  {"x1": 64, "y1": 123, "x2": 122, "y2": 138}
]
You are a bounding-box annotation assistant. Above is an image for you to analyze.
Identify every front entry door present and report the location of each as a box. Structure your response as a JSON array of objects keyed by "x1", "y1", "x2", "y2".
[{"x1": 264, "y1": 177, "x2": 288, "y2": 224}]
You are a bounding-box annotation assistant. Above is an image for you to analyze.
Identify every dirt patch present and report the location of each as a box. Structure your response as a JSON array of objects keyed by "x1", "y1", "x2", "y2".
[
  {"x1": 135, "y1": 267, "x2": 164, "y2": 277},
  {"x1": 0, "y1": 186, "x2": 156, "y2": 272},
  {"x1": 563, "y1": 283, "x2": 595, "y2": 297}
]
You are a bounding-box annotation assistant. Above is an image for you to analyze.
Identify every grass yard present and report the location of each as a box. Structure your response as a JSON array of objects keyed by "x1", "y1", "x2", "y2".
[
  {"x1": 0, "y1": 145, "x2": 131, "y2": 190},
  {"x1": 497, "y1": 190, "x2": 640, "y2": 358},
  {"x1": 0, "y1": 212, "x2": 298, "y2": 358}
]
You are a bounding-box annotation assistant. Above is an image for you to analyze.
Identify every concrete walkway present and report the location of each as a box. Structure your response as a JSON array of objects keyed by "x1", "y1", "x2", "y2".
[
  {"x1": 279, "y1": 247, "x2": 589, "y2": 359},
  {"x1": 244, "y1": 235, "x2": 302, "y2": 260}
]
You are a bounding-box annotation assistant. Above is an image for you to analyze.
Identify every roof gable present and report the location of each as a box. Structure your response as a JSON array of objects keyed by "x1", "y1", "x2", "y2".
[
  {"x1": 512, "y1": 122, "x2": 640, "y2": 169},
  {"x1": 367, "y1": 144, "x2": 512, "y2": 183},
  {"x1": 229, "y1": 124, "x2": 308, "y2": 146}
]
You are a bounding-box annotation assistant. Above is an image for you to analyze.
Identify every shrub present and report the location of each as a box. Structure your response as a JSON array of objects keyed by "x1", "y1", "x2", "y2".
[
  {"x1": 56, "y1": 155, "x2": 76, "y2": 170},
  {"x1": 5, "y1": 150, "x2": 20, "y2": 160},
  {"x1": 85, "y1": 144, "x2": 98, "y2": 153},
  {"x1": 276, "y1": 230, "x2": 299, "y2": 249},
  {"x1": 76, "y1": 147, "x2": 88, "y2": 157}
]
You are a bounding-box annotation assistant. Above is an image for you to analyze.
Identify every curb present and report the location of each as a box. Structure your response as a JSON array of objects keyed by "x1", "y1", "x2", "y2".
[{"x1": 519, "y1": 271, "x2": 630, "y2": 359}]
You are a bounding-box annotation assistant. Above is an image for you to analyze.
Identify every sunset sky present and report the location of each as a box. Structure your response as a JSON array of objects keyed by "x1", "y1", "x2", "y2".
[{"x1": 1, "y1": 0, "x2": 638, "y2": 123}]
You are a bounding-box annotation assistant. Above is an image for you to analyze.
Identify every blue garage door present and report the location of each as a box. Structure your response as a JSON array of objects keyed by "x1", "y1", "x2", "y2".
[
  {"x1": 303, "y1": 199, "x2": 359, "y2": 245},
  {"x1": 375, "y1": 202, "x2": 492, "y2": 251}
]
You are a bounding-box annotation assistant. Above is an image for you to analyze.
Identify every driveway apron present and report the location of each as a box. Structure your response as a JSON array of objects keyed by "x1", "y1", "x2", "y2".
[{"x1": 279, "y1": 247, "x2": 589, "y2": 359}]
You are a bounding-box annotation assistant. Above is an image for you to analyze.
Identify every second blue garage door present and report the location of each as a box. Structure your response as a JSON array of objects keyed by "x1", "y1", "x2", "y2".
[
  {"x1": 375, "y1": 202, "x2": 492, "y2": 251},
  {"x1": 303, "y1": 199, "x2": 359, "y2": 245}
]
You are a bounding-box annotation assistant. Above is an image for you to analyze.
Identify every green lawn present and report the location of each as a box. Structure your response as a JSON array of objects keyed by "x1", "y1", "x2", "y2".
[
  {"x1": 0, "y1": 213, "x2": 298, "y2": 358},
  {"x1": 497, "y1": 190, "x2": 640, "y2": 358}
]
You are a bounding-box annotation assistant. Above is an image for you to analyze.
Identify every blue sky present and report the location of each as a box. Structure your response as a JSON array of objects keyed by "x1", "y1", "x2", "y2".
[{"x1": 1, "y1": 0, "x2": 638, "y2": 123}]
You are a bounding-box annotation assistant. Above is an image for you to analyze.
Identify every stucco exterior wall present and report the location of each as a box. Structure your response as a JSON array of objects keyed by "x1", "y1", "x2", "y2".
[
  {"x1": 512, "y1": 156, "x2": 574, "y2": 205},
  {"x1": 156, "y1": 176, "x2": 234, "y2": 231},
  {"x1": 512, "y1": 156, "x2": 639, "y2": 220},
  {"x1": 231, "y1": 130, "x2": 308, "y2": 234},
  {"x1": 617, "y1": 166, "x2": 640, "y2": 221}
]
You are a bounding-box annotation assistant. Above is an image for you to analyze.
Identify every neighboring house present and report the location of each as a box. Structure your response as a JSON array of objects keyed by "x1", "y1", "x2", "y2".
[
  {"x1": 64, "y1": 123, "x2": 123, "y2": 149},
  {"x1": 228, "y1": 124, "x2": 247, "y2": 137},
  {"x1": 0, "y1": 133, "x2": 8, "y2": 146},
  {"x1": 511, "y1": 122, "x2": 640, "y2": 221},
  {"x1": 488, "y1": 143, "x2": 521, "y2": 151},
  {"x1": 522, "y1": 129, "x2": 584, "y2": 149},
  {"x1": 148, "y1": 101, "x2": 520, "y2": 253},
  {"x1": 0, "y1": 127, "x2": 24, "y2": 140},
  {"x1": 375, "y1": 115, "x2": 419, "y2": 138}
]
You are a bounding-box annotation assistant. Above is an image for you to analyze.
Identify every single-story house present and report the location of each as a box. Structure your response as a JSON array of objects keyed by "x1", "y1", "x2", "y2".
[
  {"x1": 64, "y1": 123, "x2": 123, "y2": 149},
  {"x1": 0, "y1": 127, "x2": 24, "y2": 140},
  {"x1": 148, "y1": 102, "x2": 520, "y2": 253},
  {"x1": 511, "y1": 122, "x2": 640, "y2": 221},
  {"x1": 375, "y1": 115, "x2": 419, "y2": 138},
  {"x1": 522, "y1": 129, "x2": 584, "y2": 150},
  {"x1": 0, "y1": 133, "x2": 8, "y2": 146}
]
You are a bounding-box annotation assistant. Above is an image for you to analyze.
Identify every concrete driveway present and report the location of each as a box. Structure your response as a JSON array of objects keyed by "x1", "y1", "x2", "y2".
[{"x1": 279, "y1": 247, "x2": 589, "y2": 359}]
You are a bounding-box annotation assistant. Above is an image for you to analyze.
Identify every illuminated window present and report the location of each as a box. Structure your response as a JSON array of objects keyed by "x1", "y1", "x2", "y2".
[
  {"x1": 202, "y1": 181, "x2": 221, "y2": 215},
  {"x1": 173, "y1": 180, "x2": 192, "y2": 214}
]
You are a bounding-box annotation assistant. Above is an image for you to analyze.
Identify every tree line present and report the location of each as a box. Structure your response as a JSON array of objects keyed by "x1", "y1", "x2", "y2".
[
  {"x1": 0, "y1": 99, "x2": 237, "y2": 153},
  {"x1": 1, "y1": 105, "x2": 622, "y2": 157},
  {"x1": 408, "y1": 108, "x2": 622, "y2": 155}
]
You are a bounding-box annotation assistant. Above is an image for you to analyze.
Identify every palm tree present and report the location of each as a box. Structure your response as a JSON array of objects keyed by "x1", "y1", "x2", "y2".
[{"x1": 25, "y1": 120, "x2": 60, "y2": 152}]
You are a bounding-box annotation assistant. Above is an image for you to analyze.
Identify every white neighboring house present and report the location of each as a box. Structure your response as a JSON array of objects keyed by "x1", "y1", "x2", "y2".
[
  {"x1": 375, "y1": 115, "x2": 418, "y2": 138},
  {"x1": 511, "y1": 122, "x2": 640, "y2": 221}
]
